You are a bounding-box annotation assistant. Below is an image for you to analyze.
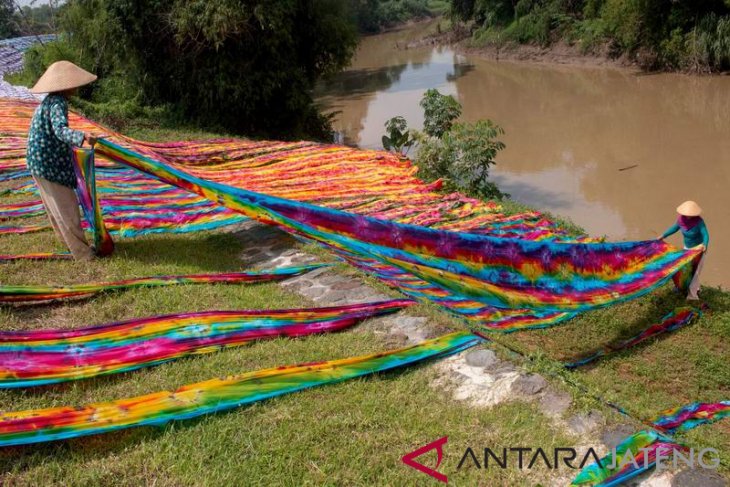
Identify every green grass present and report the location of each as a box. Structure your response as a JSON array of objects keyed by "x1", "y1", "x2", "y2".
[
  {"x1": 1, "y1": 123, "x2": 728, "y2": 483},
  {"x1": 0, "y1": 225, "x2": 598, "y2": 486}
]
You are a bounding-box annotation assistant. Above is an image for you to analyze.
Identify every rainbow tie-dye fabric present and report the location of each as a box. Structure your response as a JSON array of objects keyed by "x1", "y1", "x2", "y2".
[
  {"x1": 0, "y1": 331, "x2": 480, "y2": 446},
  {"x1": 0, "y1": 264, "x2": 326, "y2": 303},
  {"x1": 93, "y1": 138, "x2": 700, "y2": 334},
  {"x1": 0, "y1": 299, "x2": 413, "y2": 387}
]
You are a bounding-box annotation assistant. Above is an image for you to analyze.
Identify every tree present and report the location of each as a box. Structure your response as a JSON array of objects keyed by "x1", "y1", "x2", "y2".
[
  {"x1": 0, "y1": 0, "x2": 20, "y2": 39},
  {"x1": 24, "y1": 0, "x2": 359, "y2": 139}
]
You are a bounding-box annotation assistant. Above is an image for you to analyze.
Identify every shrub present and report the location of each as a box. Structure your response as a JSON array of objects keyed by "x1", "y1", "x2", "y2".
[
  {"x1": 416, "y1": 120, "x2": 507, "y2": 200},
  {"x1": 14, "y1": 0, "x2": 358, "y2": 140},
  {"x1": 382, "y1": 116, "x2": 416, "y2": 156},
  {"x1": 420, "y1": 88, "x2": 462, "y2": 138}
]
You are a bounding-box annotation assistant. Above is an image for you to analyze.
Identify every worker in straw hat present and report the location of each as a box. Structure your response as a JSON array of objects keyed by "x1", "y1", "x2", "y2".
[
  {"x1": 658, "y1": 200, "x2": 709, "y2": 301},
  {"x1": 26, "y1": 60, "x2": 100, "y2": 260}
]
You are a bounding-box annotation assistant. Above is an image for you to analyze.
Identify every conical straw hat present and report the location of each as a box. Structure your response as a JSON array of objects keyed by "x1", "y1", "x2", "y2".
[
  {"x1": 676, "y1": 200, "x2": 702, "y2": 216},
  {"x1": 30, "y1": 61, "x2": 97, "y2": 94}
]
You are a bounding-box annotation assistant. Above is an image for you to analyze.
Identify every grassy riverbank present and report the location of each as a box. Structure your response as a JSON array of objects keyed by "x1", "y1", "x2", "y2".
[{"x1": 1, "y1": 123, "x2": 728, "y2": 484}]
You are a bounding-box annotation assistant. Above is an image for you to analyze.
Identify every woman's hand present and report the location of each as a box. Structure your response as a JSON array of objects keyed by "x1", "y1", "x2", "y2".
[
  {"x1": 84, "y1": 134, "x2": 98, "y2": 147},
  {"x1": 693, "y1": 244, "x2": 706, "y2": 251}
]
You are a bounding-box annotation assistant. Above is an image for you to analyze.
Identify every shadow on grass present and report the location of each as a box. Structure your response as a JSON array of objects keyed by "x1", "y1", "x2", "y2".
[
  {"x1": 113, "y1": 232, "x2": 254, "y2": 271},
  {"x1": 492, "y1": 284, "x2": 730, "y2": 366}
]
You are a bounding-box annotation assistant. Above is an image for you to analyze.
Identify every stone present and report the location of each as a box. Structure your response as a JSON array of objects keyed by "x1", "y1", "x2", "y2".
[
  {"x1": 302, "y1": 287, "x2": 326, "y2": 298},
  {"x1": 465, "y1": 349, "x2": 498, "y2": 368},
  {"x1": 567, "y1": 410, "x2": 604, "y2": 436},
  {"x1": 322, "y1": 290, "x2": 348, "y2": 303},
  {"x1": 331, "y1": 280, "x2": 362, "y2": 291},
  {"x1": 601, "y1": 424, "x2": 637, "y2": 449},
  {"x1": 539, "y1": 390, "x2": 572, "y2": 416},
  {"x1": 671, "y1": 469, "x2": 727, "y2": 487},
  {"x1": 316, "y1": 274, "x2": 344, "y2": 285},
  {"x1": 512, "y1": 373, "x2": 548, "y2": 396},
  {"x1": 304, "y1": 267, "x2": 329, "y2": 279}
]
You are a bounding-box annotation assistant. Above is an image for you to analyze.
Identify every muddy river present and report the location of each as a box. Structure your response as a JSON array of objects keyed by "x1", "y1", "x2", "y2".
[{"x1": 315, "y1": 22, "x2": 730, "y2": 288}]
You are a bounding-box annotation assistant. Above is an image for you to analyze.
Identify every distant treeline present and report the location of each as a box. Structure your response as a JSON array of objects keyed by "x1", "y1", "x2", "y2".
[
  {"x1": 6, "y1": 0, "x2": 442, "y2": 140},
  {"x1": 0, "y1": 0, "x2": 59, "y2": 39},
  {"x1": 450, "y1": 0, "x2": 730, "y2": 71},
  {"x1": 352, "y1": 0, "x2": 447, "y2": 32}
]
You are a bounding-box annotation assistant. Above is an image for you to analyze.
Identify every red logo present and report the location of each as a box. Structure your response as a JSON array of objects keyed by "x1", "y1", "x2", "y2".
[{"x1": 402, "y1": 436, "x2": 448, "y2": 483}]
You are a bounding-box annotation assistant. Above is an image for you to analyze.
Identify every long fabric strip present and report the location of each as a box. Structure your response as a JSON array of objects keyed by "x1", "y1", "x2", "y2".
[
  {"x1": 1, "y1": 100, "x2": 701, "y2": 333},
  {"x1": 564, "y1": 307, "x2": 700, "y2": 368},
  {"x1": 0, "y1": 252, "x2": 72, "y2": 261},
  {"x1": 0, "y1": 331, "x2": 480, "y2": 446},
  {"x1": 0, "y1": 264, "x2": 327, "y2": 303},
  {"x1": 72, "y1": 147, "x2": 114, "y2": 255},
  {"x1": 572, "y1": 401, "x2": 730, "y2": 485},
  {"x1": 0, "y1": 299, "x2": 414, "y2": 387},
  {"x1": 95, "y1": 139, "x2": 699, "y2": 316},
  {"x1": 651, "y1": 401, "x2": 730, "y2": 434},
  {"x1": 571, "y1": 430, "x2": 684, "y2": 487}
]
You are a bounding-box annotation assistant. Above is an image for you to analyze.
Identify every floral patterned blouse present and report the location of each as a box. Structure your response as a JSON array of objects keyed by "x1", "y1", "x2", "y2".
[{"x1": 26, "y1": 94, "x2": 85, "y2": 188}]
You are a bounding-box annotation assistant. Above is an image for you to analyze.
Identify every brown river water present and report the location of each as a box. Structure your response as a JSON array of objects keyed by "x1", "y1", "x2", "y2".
[{"x1": 315, "y1": 22, "x2": 730, "y2": 288}]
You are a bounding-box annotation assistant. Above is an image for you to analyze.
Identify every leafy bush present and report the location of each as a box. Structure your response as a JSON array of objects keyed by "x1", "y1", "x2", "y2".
[
  {"x1": 382, "y1": 116, "x2": 416, "y2": 156},
  {"x1": 452, "y1": 0, "x2": 730, "y2": 71},
  {"x1": 0, "y1": 0, "x2": 19, "y2": 39},
  {"x1": 420, "y1": 88, "x2": 462, "y2": 138},
  {"x1": 416, "y1": 120, "x2": 506, "y2": 200},
  {"x1": 350, "y1": 0, "x2": 435, "y2": 33},
  {"x1": 14, "y1": 0, "x2": 358, "y2": 140},
  {"x1": 383, "y1": 89, "x2": 507, "y2": 200}
]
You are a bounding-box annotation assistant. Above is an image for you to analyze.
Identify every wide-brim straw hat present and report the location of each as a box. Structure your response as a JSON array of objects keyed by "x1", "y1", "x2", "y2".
[
  {"x1": 676, "y1": 200, "x2": 702, "y2": 216},
  {"x1": 30, "y1": 60, "x2": 97, "y2": 94}
]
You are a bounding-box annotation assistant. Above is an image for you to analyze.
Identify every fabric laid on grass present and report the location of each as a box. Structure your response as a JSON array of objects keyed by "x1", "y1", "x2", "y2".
[
  {"x1": 0, "y1": 299, "x2": 413, "y2": 388},
  {"x1": 571, "y1": 430, "x2": 684, "y2": 487},
  {"x1": 95, "y1": 139, "x2": 700, "y2": 331},
  {"x1": 564, "y1": 307, "x2": 701, "y2": 368},
  {"x1": 0, "y1": 264, "x2": 326, "y2": 303},
  {"x1": 0, "y1": 252, "x2": 71, "y2": 261},
  {"x1": 0, "y1": 98, "x2": 578, "y2": 244},
  {"x1": 651, "y1": 401, "x2": 730, "y2": 434},
  {"x1": 0, "y1": 330, "x2": 479, "y2": 446},
  {"x1": 572, "y1": 401, "x2": 730, "y2": 486}
]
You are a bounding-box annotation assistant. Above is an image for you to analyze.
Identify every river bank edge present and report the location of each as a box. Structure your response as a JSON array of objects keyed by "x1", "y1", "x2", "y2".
[{"x1": 400, "y1": 19, "x2": 730, "y2": 75}]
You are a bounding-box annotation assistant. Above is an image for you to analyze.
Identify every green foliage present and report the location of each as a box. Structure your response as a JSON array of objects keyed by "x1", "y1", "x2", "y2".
[
  {"x1": 15, "y1": 2, "x2": 60, "y2": 35},
  {"x1": 452, "y1": 0, "x2": 730, "y2": 71},
  {"x1": 384, "y1": 89, "x2": 507, "y2": 200},
  {"x1": 416, "y1": 120, "x2": 507, "y2": 199},
  {"x1": 0, "y1": 0, "x2": 19, "y2": 39},
  {"x1": 381, "y1": 116, "x2": 416, "y2": 156},
  {"x1": 14, "y1": 0, "x2": 359, "y2": 140},
  {"x1": 350, "y1": 0, "x2": 435, "y2": 33},
  {"x1": 420, "y1": 88, "x2": 461, "y2": 138}
]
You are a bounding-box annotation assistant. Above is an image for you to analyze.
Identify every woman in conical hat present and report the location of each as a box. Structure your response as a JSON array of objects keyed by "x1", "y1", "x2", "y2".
[
  {"x1": 658, "y1": 201, "x2": 709, "y2": 301},
  {"x1": 26, "y1": 61, "x2": 99, "y2": 260}
]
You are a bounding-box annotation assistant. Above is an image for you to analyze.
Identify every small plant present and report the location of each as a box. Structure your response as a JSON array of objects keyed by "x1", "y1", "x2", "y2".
[
  {"x1": 420, "y1": 88, "x2": 462, "y2": 138},
  {"x1": 382, "y1": 90, "x2": 507, "y2": 200},
  {"x1": 381, "y1": 116, "x2": 416, "y2": 156},
  {"x1": 416, "y1": 120, "x2": 507, "y2": 200}
]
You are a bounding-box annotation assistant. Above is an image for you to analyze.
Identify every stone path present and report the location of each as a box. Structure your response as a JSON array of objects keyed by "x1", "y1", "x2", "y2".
[{"x1": 233, "y1": 221, "x2": 710, "y2": 486}]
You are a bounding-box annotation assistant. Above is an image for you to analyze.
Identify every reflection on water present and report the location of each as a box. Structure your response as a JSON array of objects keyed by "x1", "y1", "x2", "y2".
[{"x1": 315, "y1": 23, "x2": 730, "y2": 287}]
